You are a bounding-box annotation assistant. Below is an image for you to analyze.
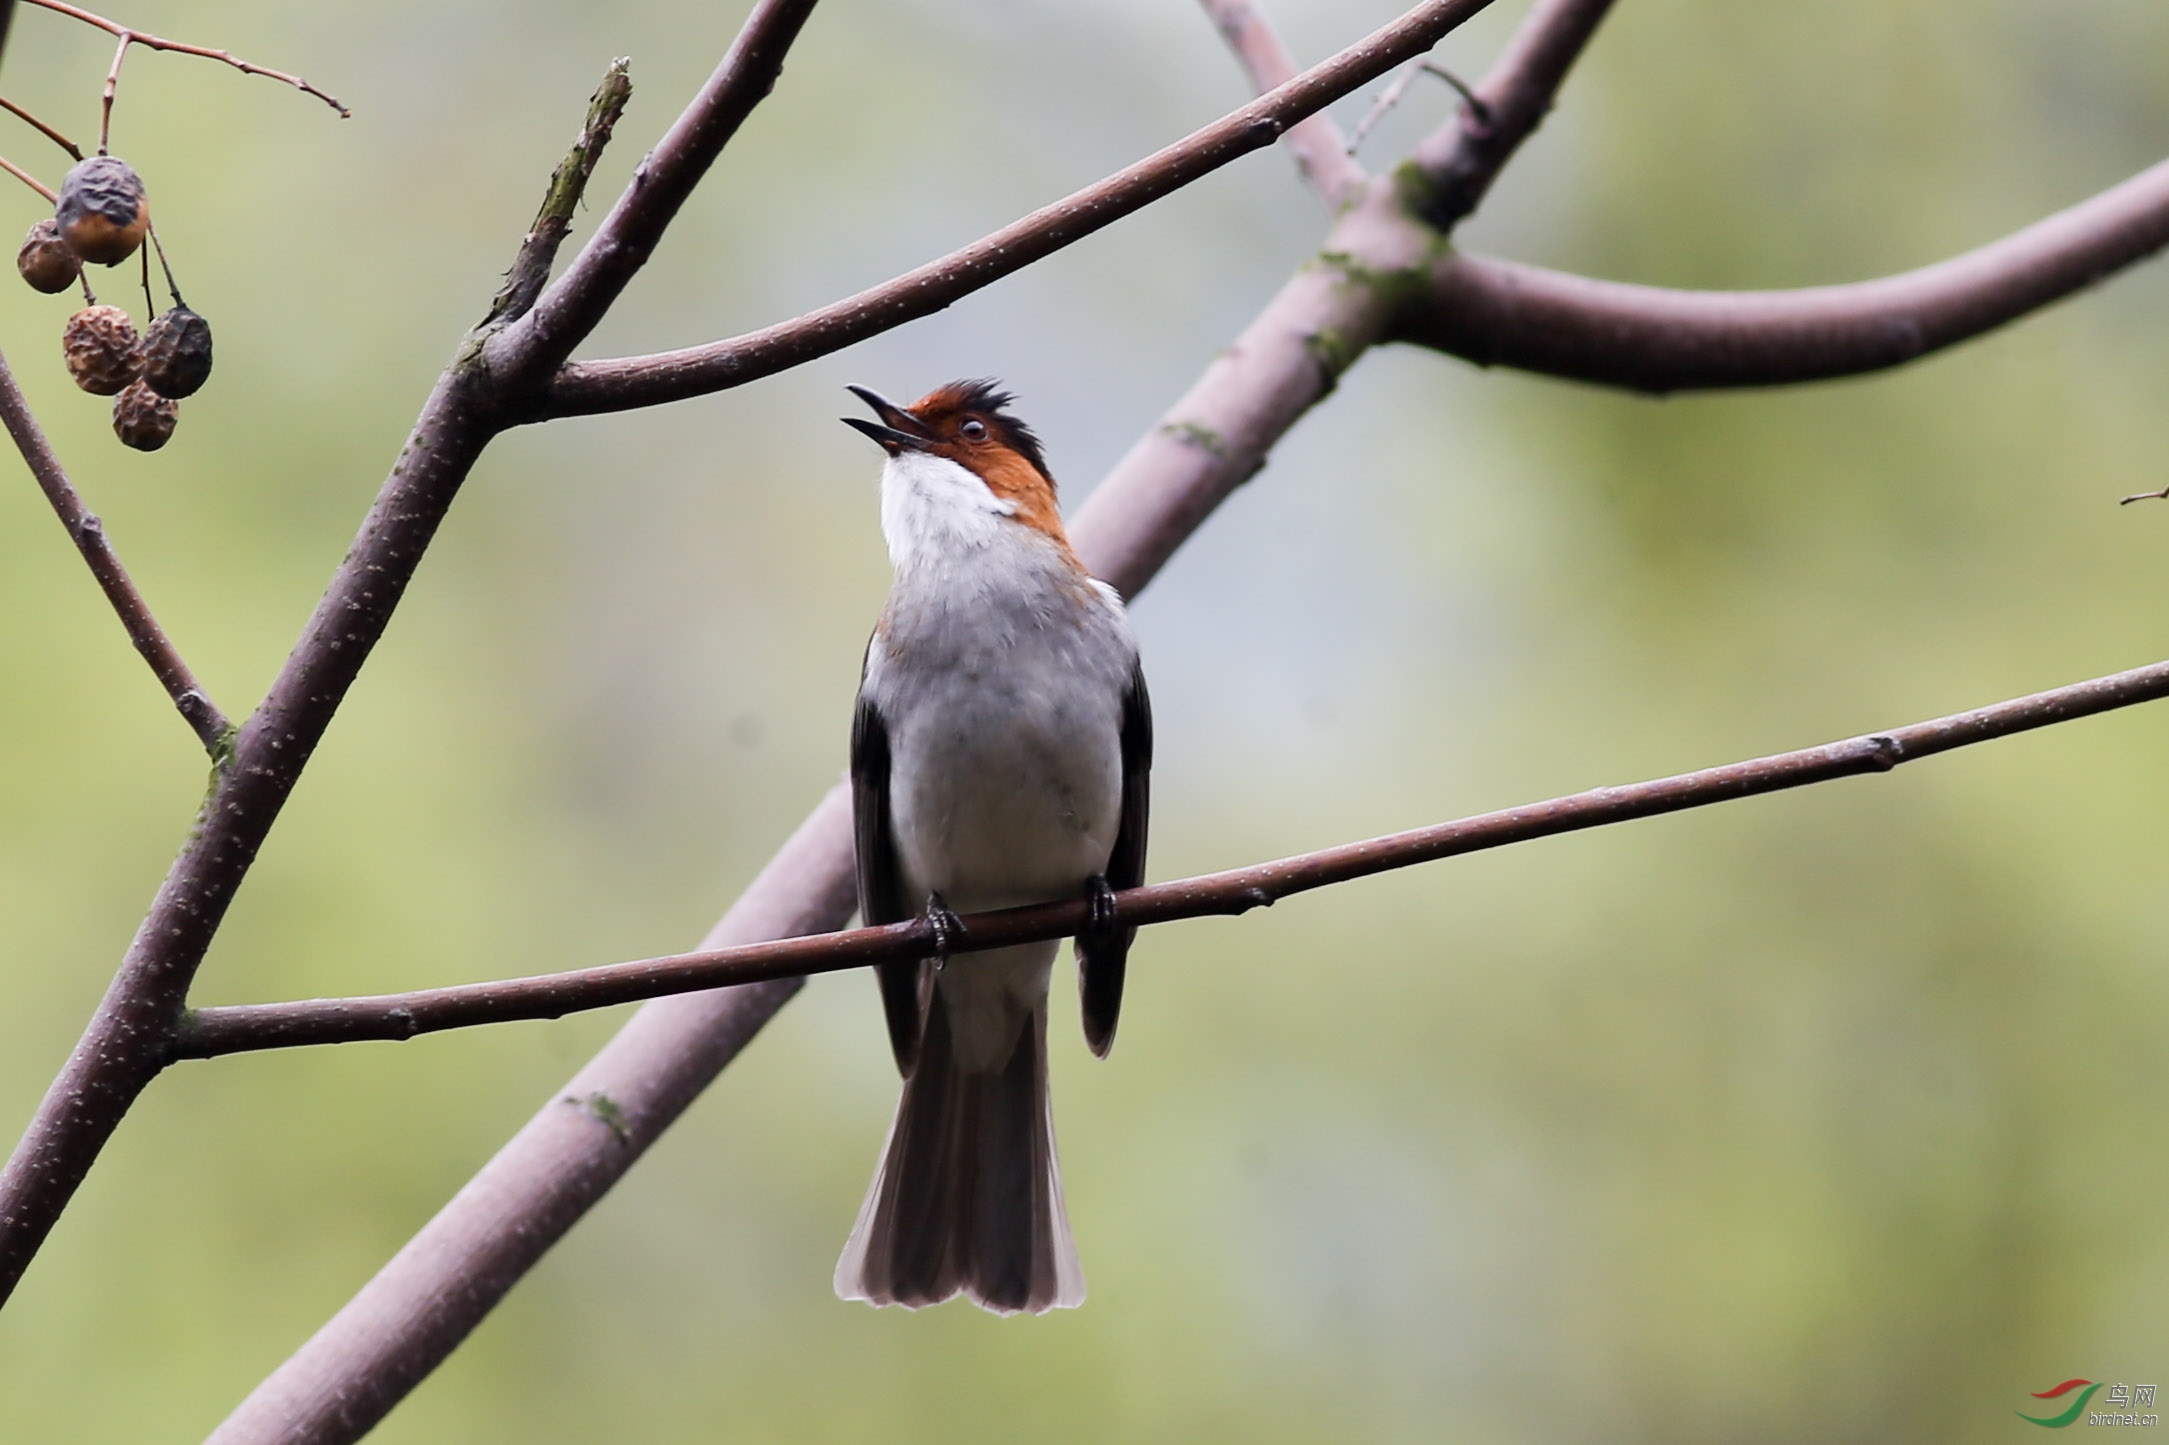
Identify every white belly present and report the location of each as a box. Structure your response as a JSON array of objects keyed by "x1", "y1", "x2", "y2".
[{"x1": 886, "y1": 687, "x2": 1124, "y2": 913}]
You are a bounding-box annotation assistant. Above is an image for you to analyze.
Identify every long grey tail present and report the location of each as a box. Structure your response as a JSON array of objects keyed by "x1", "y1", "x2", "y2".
[{"x1": 834, "y1": 987, "x2": 1084, "y2": 1314}]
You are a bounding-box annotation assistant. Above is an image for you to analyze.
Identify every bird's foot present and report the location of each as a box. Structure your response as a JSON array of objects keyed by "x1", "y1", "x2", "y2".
[
  {"x1": 924, "y1": 891, "x2": 964, "y2": 970},
  {"x1": 1083, "y1": 874, "x2": 1119, "y2": 939}
]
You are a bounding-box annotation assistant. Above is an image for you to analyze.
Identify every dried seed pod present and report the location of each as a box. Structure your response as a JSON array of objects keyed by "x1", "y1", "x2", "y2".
[
  {"x1": 55, "y1": 156, "x2": 149, "y2": 266},
  {"x1": 62, "y1": 304, "x2": 141, "y2": 395},
  {"x1": 112, "y1": 379, "x2": 178, "y2": 451},
  {"x1": 141, "y1": 306, "x2": 212, "y2": 399},
  {"x1": 17, "y1": 218, "x2": 81, "y2": 293}
]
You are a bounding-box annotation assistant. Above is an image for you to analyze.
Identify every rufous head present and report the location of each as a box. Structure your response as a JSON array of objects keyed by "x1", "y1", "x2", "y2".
[{"x1": 842, "y1": 380, "x2": 1066, "y2": 542}]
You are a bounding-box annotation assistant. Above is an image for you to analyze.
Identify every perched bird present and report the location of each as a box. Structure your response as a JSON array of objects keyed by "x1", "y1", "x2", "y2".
[{"x1": 835, "y1": 380, "x2": 1151, "y2": 1315}]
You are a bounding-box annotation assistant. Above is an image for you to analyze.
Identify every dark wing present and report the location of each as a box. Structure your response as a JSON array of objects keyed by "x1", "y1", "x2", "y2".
[
  {"x1": 1079, "y1": 659, "x2": 1151, "y2": 1059},
  {"x1": 852, "y1": 688, "x2": 926, "y2": 1075}
]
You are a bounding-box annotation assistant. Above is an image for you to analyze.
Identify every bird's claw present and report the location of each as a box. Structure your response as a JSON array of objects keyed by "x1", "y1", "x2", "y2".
[
  {"x1": 924, "y1": 892, "x2": 964, "y2": 970},
  {"x1": 1083, "y1": 874, "x2": 1118, "y2": 938}
]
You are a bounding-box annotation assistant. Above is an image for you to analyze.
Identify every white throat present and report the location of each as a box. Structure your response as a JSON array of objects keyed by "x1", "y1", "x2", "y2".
[{"x1": 880, "y1": 449, "x2": 1016, "y2": 574}]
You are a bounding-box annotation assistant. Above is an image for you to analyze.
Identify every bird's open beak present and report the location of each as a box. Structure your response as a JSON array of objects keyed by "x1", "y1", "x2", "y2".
[{"x1": 842, "y1": 385, "x2": 936, "y2": 455}]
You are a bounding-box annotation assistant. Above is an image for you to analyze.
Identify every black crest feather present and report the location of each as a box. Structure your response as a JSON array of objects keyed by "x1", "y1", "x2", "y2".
[{"x1": 922, "y1": 377, "x2": 1051, "y2": 482}]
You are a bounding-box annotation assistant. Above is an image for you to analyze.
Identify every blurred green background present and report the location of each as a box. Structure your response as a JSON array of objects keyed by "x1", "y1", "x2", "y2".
[{"x1": 1, "y1": 0, "x2": 2167, "y2": 1438}]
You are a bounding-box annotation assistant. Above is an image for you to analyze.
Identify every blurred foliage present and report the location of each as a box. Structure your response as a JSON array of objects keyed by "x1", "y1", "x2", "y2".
[{"x1": 0, "y1": 0, "x2": 2167, "y2": 1439}]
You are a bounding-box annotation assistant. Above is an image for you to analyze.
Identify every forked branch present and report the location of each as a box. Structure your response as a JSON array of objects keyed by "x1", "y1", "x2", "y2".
[
  {"x1": 1197, "y1": 0, "x2": 1366, "y2": 207},
  {"x1": 540, "y1": 0, "x2": 1502, "y2": 417}
]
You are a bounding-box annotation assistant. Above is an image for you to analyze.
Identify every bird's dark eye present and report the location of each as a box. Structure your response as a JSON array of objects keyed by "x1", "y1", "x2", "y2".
[{"x1": 960, "y1": 418, "x2": 988, "y2": 441}]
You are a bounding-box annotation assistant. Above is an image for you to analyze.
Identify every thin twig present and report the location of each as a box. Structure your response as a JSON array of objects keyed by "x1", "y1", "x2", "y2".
[
  {"x1": 1197, "y1": 0, "x2": 1367, "y2": 206},
  {"x1": 98, "y1": 29, "x2": 127, "y2": 152},
  {"x1": 1345, "y1": 60, "x2": 1423, "y2": 154},
  {"x1": 22, "y1": 0, "x2": 349, "y2": 126},
  {"x1": 145, "y1": 220, "x2": 180, "y2": 307},
  {"x1": 1422, "y1": 62, "x2": 1487, "y2": 117},
  {"x1": 0, "y1": 149, "x2": 52, "y2": 200},
  {"x1": 1405, "y1": 0, "x2": 1617, "y2": 232},
  {"x1": 179, "y1": 654, "x2": 2169, "y2": 1057},
  {"x1": 0, "y1": 94, "x2": 81, "y2": 159},
  {"x1": 1346, "y1": 61, "x2": 1486, "y2": 156},
  {"x1": 538, "y1": 0, "x2": 1502, "y2": 417},
  {"x1": 2121, "y1": 487, "x2": 2169, "y2": 504},
  {"x1": 0, "y1": 345, "x2": 229, "y2": 752}
]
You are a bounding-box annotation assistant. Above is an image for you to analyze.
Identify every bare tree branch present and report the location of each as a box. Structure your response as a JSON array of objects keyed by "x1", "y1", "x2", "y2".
[
  {"x1": 538, "y1": 0, "x2": 1502, "y2": 419},
  {"x1": 1391, "y1": 156, "x2": 2169, "y2": 391},
  {"x1": 1403, "y1": 0, "x2": 1617, "y2": 232},
  {"x1": 0, "y1": 345, "x2": 229, "y2": 752},
  {"x1": 1197, "y1": 0, "x2": 1367, "y2": 207},
  {"x1": 180, "y1": 653, "x2": 2169, "y2": 1057}
]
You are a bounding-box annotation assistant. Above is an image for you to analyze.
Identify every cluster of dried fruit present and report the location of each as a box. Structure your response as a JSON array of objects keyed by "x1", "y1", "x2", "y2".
[{"x1": 15, "y1": 156, "x2": 213, "y2": 452}]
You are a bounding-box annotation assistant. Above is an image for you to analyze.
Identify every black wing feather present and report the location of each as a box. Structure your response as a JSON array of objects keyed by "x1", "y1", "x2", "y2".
[
  {"x1": 1078, "y1": 660, "x2": 1151, "y2": 1058},
  {"x1": 852, "y1": 688, "x2": 926, "y2": 1075}
]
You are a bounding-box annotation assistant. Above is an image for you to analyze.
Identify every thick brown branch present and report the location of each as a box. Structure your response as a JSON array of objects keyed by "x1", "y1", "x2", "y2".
[
  {"x1": 0, "y1": 345, "x2": 228, "y2": 751},
  {"x1": 540, "y1": 0, "x2": 1502, "y2": 419},
  {"x1": 1403, "y1": 0, "x2": 1617, "y2": 232},
  {"x1": 182, "y1": 654, "x2": 2169, "y2": 1058},
  {"x1": 1391, "y1": 155, "x2": 2169, "y2": 390},
  {"x1": 1197, "y1": 0, "x2": 1366, "y2": 207}
]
